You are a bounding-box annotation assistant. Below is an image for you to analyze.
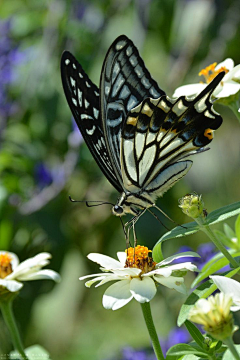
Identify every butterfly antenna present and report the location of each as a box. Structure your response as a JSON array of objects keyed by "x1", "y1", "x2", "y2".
[
  {"x1": 119, "y1": 216, "x2": 128, "y2": 242},
  {"x1": 69, "y1": 195, "x2": 115, "y2": 207},
  {"x1": 153, "y1": 205, "x2": 187, "y2": 229}
]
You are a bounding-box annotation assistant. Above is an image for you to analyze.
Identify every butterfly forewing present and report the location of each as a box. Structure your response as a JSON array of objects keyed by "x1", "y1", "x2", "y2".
[
  {"x1": 100, "y1": 35, "x2": 166, "y2": 187},
  {"x1": 121, "y1": 72, "x2": 224, "y2": 195},
  {"x1": 61, "y1": 51, "x2": 122, "y2": 192}
]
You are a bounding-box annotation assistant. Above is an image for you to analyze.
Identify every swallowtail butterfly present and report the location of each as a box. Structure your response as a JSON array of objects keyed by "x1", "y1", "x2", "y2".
[{"x1": 61, "y1": 35, "x2": 223, "y2": 221}]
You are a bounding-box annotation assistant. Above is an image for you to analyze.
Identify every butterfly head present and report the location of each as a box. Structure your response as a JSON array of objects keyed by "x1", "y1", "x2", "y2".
[
  {"x1": 112, "y1": 192, "x2": 139, "y2": 217},
  {"x1": 112, "y1": 192, "x2": 153, "y2": 217},
  {"x1": 112, "y1": 205, "x2": 124, "y2": 216}
]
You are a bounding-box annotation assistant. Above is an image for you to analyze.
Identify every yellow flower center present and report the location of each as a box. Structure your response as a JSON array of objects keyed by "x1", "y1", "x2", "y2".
[
  {"x1": 199, "y1": 62, "x2": 228, "y2": 83},
  {"x1": 125, "y1": 245, "x2": 156, "y2": 274},
  {"x1": 0, "y1": 253, "x2": 13, "y2": 279}
]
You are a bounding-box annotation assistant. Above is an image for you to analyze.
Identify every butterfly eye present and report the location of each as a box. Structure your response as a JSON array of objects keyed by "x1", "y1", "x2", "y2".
[{"x1": 113, "y1": 205, "x2": 123, "y2": 215}]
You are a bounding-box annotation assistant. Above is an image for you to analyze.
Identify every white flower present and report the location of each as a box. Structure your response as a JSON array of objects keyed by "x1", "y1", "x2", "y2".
[
  {"x1": 0, "y1": 251, "x2": 61, "y2": 293},
  {"x1": 80, "y1": 246, "x2": 198, "y2": 310},
  {"x1": 173, "y1": 58, "x2": 240, "y2": 99},
  {"x1": 188, "y1": 292, "x2": 234, "y2": 340},
  {"x1": 210, "y1": 276, "x2": 240, "y2": 312}
]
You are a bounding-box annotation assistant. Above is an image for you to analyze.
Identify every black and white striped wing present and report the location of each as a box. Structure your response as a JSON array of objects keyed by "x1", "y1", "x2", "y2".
[
  {"x1": 100, "y1": 35, "x2": 166, "y2": 187},
  {"x1": 61, "y1": 51, "x2": 122, "y2": 192},
  {"x1": 121, "y1": 72, "x2": 224, "y2": 195}
]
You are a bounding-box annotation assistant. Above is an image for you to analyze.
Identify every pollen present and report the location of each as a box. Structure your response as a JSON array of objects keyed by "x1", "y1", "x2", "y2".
[
  {"x1": 0, "y1": 253, "x2": 13, "y2": 279},
  {"x1": 204, "y1": 128, "x2": 214, "y2": 140},
  {"x1": 199, "y1": 62, "x2": 228, "y2": 84},
  {"x1": 125, "y1": 245, "x2": 156, "y2": 274}
]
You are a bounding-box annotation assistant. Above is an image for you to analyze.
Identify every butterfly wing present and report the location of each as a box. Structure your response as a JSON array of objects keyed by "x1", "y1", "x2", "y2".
[
  {"x1": 120, "y1": 72, "x2": 224, "y2": 196},
  {"x1": 61, "y1": 51, "x2": 122, "y2": 192},
  {"x1": 100, "y1": 35, "x2": 166, "y2": 187}
]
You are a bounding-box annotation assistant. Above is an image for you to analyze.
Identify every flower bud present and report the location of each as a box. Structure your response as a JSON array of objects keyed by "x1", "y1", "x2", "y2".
[
  {"x1": 179, "y1": 193, "x2": 205, "y2": 219},
  {"x1": 188, "y1": 293, "x2": 237, "y2": 341}
]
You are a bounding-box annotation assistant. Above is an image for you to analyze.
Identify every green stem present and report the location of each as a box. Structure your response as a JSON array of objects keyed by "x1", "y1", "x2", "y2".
[
  {"x1": 195, "y1": 218, "x2": 239, "y2": 269},
  {"x1": 224, "y1": 337, "x2": 240, "y2": 360},
  {"x1": 141, "y1": 302, "x2": 165, "y2": 360},
  {"x1": 0, "y1": 300, "x2": 28, "y2": 360}
]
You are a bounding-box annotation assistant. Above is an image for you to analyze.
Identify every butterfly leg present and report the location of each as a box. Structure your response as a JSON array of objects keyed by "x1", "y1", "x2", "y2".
[{"x1": 125, "y1": 208, "x2": 147, "y2": 248}]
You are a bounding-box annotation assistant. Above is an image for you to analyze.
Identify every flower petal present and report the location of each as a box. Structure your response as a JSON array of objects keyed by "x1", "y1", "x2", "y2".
[
  {"x1": 102, "y1": 279, "x2": 133, "y2": 310},
  {"x1": 0, "y1": 279, "x2": 23, "y2": 292},
  {"x1": 79, "y1": 272, "x2": 112, "y2": 281},
  {"x1": 164, "y1": 262, "x2": 197, "y2": 272},
  {"x1": 130, "y1": 277, "x2": 157, "y2": 303},
  {"x1": 7, "y1": 253, "x2": 52, "y2": 279},
  {"x1": 146, "y1": 267, "x2": 172, "y2": 277},
  {"x1": 96, "y1": 275, "x2": 127, "y2": 287},
  {"x1": 17, "y1": 269, "x2": 61, "y2": 282},
  {"x1": 85, "y1": 275, "x2": 109, "y2": 288},
  {"x1": 172, "y1": 83, "x2": 206, "y2": 98},
  {"x1": 215, "y1": 58, "x2": 234, "y2": 71},
  {"x1": 117, "y1": 252, "x2": 127, "y2": 265},
  {"x1": 210, "y1": 276, "x2": 240, "y2": 311},
  {"x1": 223, "y1": 64, "x2": 240, "y2": 81},
  {"x1": 110, "y1": 268, "x2": 141, "y2": 277},
  {"x1": 87, "y1": 253, "x2": 122, "y2": 270},
  {"x1": 154, "y1": 275, "x2": 187, "y2": 294},
  {"x1": 214, "y1": 81, "x2": 240, "y2": 98},
  {"x1": 157, "y1": 252, "x2": 200, "y2": 266}
]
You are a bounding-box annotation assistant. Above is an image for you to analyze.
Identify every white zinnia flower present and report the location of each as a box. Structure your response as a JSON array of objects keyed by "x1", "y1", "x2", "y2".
[
  {"x1": 210, "y1": 276, "x2": 240, "y2": 312},
  {"x1": 173, "y1": 58, "x2": 240, "y2": 99},
  {"x1": 80, "y1": 246, "x2": 198, "y2": 310},
  {"x1": 0, "y1": 251, "x2": 61, "y2": 293},
  {"x1": 188, "y1": 292, "x2": 235, "y2": 340}
]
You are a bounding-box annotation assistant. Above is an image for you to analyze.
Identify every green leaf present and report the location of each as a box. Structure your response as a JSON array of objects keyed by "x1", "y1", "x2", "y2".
[
  {"x1": 235, "y1": 214, "x2": 240, "y2": 245},
  {"x1": 152, "y1": 240, "x2": 164, "y2": 263},
  {"x1": 153, "y1": 202, "x2": 240, "y2": 253},
  {"x1": 153, "y1": 222, "x2": 199, "y2": 260},
  {"x1": 223, "y1": 223, "x2": 236, "y2": 240},
  {"x1": 191, "y1": 253, "x2": 240, "y2": 288},
  {"x1": 178, "y1": 267, "x2": 240, "y2": 326},
  {"x1": 184, "y1": 320, "x2": 205, "y2": 348},
  {"x1": 206, "y1": 201, "x2": 240, "y2": 226},
  {"x1": 181, "y1": 356, "x2": 201, "y2": 360},
  {"x1": 214, "y1": 229, "x2": 236, "y2": 249},
  {"x1": 167, "y1": 344, "x2": 208, "y2": 357},
  {"x1": 177, "y1": 280, "x2": 216, "y2": 327}
]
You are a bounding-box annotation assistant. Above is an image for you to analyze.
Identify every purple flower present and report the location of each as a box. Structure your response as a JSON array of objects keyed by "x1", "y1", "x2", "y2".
[
  {"x1": 160, "y1": 327, "x2": 190, "y2": 356},
  {"x1": 68, "y1": 117, "x2": 83, "y2": 147},
  {"x1": 0, "y1": 19, "x2": 26, "y2": 120},
  {"x1": 121, "y1": 347, "x2": 155, "y2": 360},
  {"x1": 34, "y1": 163, "x2": 53, "y2": 188},
  {"x1": 109, "y1": 327, "x2": 190, "y2": 359},
  {"x1": 176, "y1": 243, "x2": 230, "y2": 273},
  {"x1": 176, "y1": 243, "x2": 216, "y2": 270}
]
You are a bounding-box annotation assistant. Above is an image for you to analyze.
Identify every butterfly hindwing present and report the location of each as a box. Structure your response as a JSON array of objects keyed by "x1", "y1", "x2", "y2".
[
  {"x1": 100, "y1": 35, "x2": 166, "y2": 186},
  {"x1": 121, "y1": 72, "x2": 224, "y2": 195},
  {"x1": 61, "y1": 51, "x2": 122, "y2": 192}
]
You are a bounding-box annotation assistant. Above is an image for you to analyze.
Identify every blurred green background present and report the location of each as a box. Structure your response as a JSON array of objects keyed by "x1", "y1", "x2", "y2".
[{"x1": 0, "y1": 0, "x2": 240, "y2": 359}]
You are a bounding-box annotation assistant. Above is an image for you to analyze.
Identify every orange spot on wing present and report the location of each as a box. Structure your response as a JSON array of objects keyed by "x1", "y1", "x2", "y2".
[{"x1": 204, "y1": 128, "x2": 214, "y2": 140}]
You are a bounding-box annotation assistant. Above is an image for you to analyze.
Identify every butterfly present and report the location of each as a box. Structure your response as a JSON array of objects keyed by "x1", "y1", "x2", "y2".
[{"x1": 61, "y1": 35, "x2": 224, "y2": 225}]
